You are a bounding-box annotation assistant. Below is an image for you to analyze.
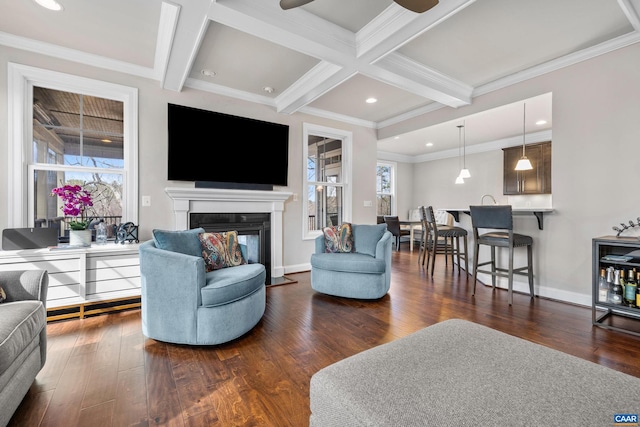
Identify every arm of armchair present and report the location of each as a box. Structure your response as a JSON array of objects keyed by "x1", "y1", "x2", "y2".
[
  {"x1": 375, "y1": 231, "x2": 393, "y2": 260},
  {"x1": 314, "y1": 234, "x2": 326, "y2": 254},
  {"x1": 139, "y1": 241, "x2": 207, "y2": 342},
  {"x1": 0, "y1": 270, "x2": 48, "y2": 306},
  {"x1": 139, "y1": 241, "x2": 206, "y2": 310}
]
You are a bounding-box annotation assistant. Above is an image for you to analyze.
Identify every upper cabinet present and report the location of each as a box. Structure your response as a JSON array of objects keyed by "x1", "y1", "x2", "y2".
[{"x1": 503, "y1": 141, "x2": 551, "y2": 195}]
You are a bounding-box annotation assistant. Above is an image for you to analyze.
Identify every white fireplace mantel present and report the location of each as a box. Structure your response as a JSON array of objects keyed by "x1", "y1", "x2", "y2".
[{"x1": 165, "y1": 187, "x2": 292, "y2": 278}]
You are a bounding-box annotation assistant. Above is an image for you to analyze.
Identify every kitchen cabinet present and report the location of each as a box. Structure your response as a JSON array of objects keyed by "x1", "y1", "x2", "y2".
[
  {"x1": 592, "y1": 236, "x2": 640, "y2": 337},
  {"x1": 503, "y1": 141, "x2": 551, "y2": 195}
]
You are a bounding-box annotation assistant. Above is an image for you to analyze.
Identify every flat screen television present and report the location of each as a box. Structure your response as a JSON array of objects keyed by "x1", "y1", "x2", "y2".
[{"x1": 167, "y1": 103, "x2": 289, "y2": 189}]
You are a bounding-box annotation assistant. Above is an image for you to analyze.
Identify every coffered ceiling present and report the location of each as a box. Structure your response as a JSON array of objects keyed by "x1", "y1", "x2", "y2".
[{"x1": 2, "y1": 0, "x2": 639, "y2": 158}]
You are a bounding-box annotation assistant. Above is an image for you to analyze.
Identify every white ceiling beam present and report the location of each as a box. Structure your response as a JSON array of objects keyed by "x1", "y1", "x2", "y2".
[
  {"x1": 618, "y1": 0, "x2": 640, "y2": 31},
  {"x1": 209, "y1": 0, "x2": 356, "y2": 65},
  {"x1": 356, "y1": 0, "x2": 475, "y2": 62},
  {"x1": 155, "y1": 2, "x2": 181, "y2": 84},
  {"x1": 161, "y1": 0, "x2": 212, "y2": 92},
  {"x1": 207, "y1": 0, "x2": 470, "y2": 112},
  {"x1": 369, "y1": 53, "x2": 472, "y2": 107},
  {"x1": 276, "y1": 61, "x2": 349, "y2": 114}
]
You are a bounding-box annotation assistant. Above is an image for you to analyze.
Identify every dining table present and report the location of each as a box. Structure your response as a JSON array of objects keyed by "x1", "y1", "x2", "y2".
[{"x1": 399, "y1": 220, "x2": 422, "y2": 252}]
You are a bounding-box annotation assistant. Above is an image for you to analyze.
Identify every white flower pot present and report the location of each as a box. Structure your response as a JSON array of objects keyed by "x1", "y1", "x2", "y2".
[{"x1": 69, "y1": 229, "x2": 92, "y2": 247}]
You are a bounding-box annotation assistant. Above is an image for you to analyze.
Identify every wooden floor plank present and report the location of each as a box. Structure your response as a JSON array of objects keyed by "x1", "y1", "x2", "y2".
[
  {"x1": 81, "y1": 317, "x2": 122, "y2": 408},
  {"x1": 9, "y1": 249, "x2": 640, "y2": 426},
  {"x1": 77, "y1": 400, "x2": 114, "y2": 427},
  {"x1": 112, "y1": 366, "x2": 148, "y2": 427}
]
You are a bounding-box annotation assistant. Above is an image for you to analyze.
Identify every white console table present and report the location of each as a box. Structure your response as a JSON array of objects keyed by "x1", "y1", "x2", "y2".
[{"x1": 0, "y1": 243, "x2": 141, "y2": 320}]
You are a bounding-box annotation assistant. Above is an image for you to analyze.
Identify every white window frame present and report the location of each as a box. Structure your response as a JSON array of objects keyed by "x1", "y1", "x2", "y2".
[
  {"x1": 302, "y1": 123, "x2": 352, "y2": 240},
  {"x1": 7, "y1": 63, "x2": 138, "y2": 227},
  {"x1": 376, "y1": 160, "x2": 397, "y2": 216}
]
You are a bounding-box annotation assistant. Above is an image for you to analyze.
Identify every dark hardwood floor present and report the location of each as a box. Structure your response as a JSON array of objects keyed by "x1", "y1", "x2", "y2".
[{"x1": 10, "y1": 249, "x2": 640, "y2": 426}]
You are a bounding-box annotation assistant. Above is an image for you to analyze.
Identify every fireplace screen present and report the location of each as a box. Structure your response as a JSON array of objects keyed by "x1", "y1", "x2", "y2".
[{"x1": 190, "y1": 212, "x2": 271, "y2": 284}]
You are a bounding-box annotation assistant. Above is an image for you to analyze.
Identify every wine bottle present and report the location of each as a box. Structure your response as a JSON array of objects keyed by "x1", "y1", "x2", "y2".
[
  {"x1": 636, "y1": 272, "x2": 640, "y2": 308},
  {"x1": 610, "y1": 269, "x2": 623, "y2": 305},
  {"x1": 606, "y1": 267, "x2": 615, "y2": 304},
  {"x1": 598, "y1": 268, "x2": 608, "y2": 303},
  {"x1": 625, "y1": 269, "x2": 637, "y2": 308}
]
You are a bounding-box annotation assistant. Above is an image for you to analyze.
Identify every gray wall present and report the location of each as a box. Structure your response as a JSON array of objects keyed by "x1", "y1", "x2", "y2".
[
  {"x1": 385, "y1": 43, "x2": 640, "y2": 306},
  {"x1": 0, "y1": 46, "x2": 379, "y2": 274}
]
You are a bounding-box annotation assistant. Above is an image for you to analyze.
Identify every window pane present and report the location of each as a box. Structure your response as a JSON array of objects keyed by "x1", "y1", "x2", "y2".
[
  {"x1": 377, "y1": 165, "x2": 391, "y2": 194},
  {"x1": 307, "y1": 136, "x2": 342, "y2": 183},
  {"x1": 307, "y1": 184, "x2": 343, "y2": 232},
  {"x1": 33, "y1": 87, "x2": 124, "y2": 169},
  {"x1": 377, "y1": 195, "x2": 391, "y2": 216},
  {"x1": 34, "y1": 170, "x2": 123, "y2": 230}
]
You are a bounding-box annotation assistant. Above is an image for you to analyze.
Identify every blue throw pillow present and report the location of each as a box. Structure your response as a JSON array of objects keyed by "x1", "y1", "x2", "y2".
[
  {"x1": 353, "y1": 223, "x2": 387, "y2": 257},
  {"x1": 152, "y1": 228, "x2": 205, "y2": 257}
]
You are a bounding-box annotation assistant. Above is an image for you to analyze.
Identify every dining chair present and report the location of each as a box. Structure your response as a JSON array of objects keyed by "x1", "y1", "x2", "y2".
[
  {"x1": 469, "y1": 205, "x2": 534, "y2": 305},
  {"x1": 383, "y1": 216, "x2": 410, "y2": 251},
  {"x1": 419, "y1": 206, "x2": 468, "y2": 277}
]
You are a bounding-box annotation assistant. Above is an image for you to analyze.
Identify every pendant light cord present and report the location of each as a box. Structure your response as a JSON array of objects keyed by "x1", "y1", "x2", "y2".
[
  {"x1": 463, "y1": 120, "x2": 466, "y2": 168},
  {"x1": 522, "y1": 103, "x2": 526, "y2": 157}
]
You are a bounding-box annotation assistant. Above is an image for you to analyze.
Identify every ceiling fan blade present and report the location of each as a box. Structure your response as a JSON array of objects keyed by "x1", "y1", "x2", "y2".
[
  {"x1": 280, "y1": 0, "x2": 314, "y2": 10},
  {"x1": 394, "y1": 0, "x2": 439, "y2": 13}
]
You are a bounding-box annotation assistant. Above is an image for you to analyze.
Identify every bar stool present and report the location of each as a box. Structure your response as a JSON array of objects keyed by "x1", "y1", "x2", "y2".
[
  {"x1": 469, "y1": 205, "x2": 534, "y2": 305},
  {"x1": 419, "y1": 206, "x2": 468, "y2": 277}
]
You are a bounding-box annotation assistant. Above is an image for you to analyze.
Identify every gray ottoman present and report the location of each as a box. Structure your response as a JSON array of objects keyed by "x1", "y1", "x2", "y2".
[{"x1": 310, "y1": 319, "x2": 640, "y2": 426}]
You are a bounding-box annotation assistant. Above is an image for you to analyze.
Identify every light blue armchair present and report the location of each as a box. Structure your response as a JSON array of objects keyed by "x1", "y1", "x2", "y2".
[
  {"x1": 139, "y1": 228, "x2": 266, "y2": 345},
  {"x1": 311, "y1": 224, "x2": 392, "y2": 299}
]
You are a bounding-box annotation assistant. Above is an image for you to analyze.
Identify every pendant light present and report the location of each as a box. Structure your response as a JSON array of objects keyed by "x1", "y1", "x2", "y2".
[
  {"x1": 515, "y1": 103, "x2": 533, "y2": 171},
  {"x1": 459, "y1": 121, "x2": 471, "y2": 178},
  {"x1": 455, "y1": 124, "x2": 465, "y2": 184}
]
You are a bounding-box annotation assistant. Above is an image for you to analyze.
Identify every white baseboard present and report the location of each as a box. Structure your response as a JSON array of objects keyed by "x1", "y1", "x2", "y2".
[
  {"x1": 281, "y1": 264, "x2": 593, "y2": 308},
  {"x1": 475, "y1": 272, "x2": 591, "y2": 308},
  {"x1": 284, "y1": 263, "x2": 311, "y2": 275}
]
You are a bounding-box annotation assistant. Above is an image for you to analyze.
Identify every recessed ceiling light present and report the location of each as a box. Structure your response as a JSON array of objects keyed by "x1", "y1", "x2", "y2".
[
  {"x1": 34, "y1": 0, "x2": 63, "y2": 11},
  {"x1": 365, "y1": 97, "x2": 377, "y2": 104},
  {"x1": 201, "y1": 69, "x2": 216, "y2": 77},
  {"x1": 263, "y1": 86, "x2": 275, "y2": 94},
  {"x1": 536, "y1": 120, "x2": 547, "y2": 126},
  {"x1": 425, "y1": 142, "x2": 433, "y2": 147}
]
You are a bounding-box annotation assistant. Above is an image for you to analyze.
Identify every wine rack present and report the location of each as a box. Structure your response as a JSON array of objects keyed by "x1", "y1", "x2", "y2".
[{"x1": 592, "y1": 236, "x2": 640, "y2": 337}]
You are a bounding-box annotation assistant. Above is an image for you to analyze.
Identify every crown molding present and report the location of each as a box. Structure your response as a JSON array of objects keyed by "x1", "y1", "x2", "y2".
[
  {"x1": 0, "y1": 31, "x2": 155, "y2": 79},
  {"x1": 184, "y1": 77, "x2": 276, "y2": 107},
  {"x1": 299, "y1": 106, "x2": 377, "y2": 129},
  {"x1": 474, "y1": 31, "x2": 640, "y2": 97},
  {"x1": 376, "y1": 101, "x2": 444, "y2": 129}
]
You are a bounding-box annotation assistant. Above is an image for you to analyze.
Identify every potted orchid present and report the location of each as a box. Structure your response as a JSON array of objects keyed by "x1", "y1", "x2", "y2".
[{"x1": 51, "y1": 184, "x2": 94, "y2": 246}]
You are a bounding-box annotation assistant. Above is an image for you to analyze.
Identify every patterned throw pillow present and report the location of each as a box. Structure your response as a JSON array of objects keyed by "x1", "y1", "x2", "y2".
[
  {"x1": 198, "y1": 231, "x2": 247, "y2": 272},
  {"x1": 323, "y1": 223, "x2": 354, "y2": 253}
]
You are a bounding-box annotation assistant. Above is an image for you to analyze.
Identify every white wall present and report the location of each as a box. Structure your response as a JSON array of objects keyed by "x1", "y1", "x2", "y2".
[
  {"x1": 394, "y1": 161, "x2": 414, "y2": 219},
  {"x1": 387, "y1": 43, "x2": 640, "y2": 306},
  {"x1": 0, "y1": 46, "x2": 380, "y2": 274}
]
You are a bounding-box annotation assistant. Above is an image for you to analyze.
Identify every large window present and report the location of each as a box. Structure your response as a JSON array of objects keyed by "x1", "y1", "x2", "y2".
[
  {"x1": 303, "y1": 123, "x2": 352, "y2": 239},
  {"x1": 8, "y1": 63, "x2": 138, "y2": 230},
  {"x1": 377, "y1": 161, "x2": 396, "y2": 216}
]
